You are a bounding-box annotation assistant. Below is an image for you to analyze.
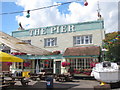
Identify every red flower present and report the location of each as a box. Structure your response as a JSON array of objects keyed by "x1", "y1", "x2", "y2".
[
  {"x1": 62, "y1": 62, "x2": 67, "y2": 67},
  {"x1": 6, "y1": 62, "x2": 12, "y2": 66},
  {"x1": 90, "y1": 62, "x2": 99, "y2": 67},
  {"x1": 62, "y1": 62, "x2": 71, "y2": 67},
  {"x1": 67, "y1": 62, "x2": 70, "y2": 66},
  {"x1": 23, "y1": 62, "x2": 30, "y2": 67},
  {"x1": 45, "y1": 64, "x2": 49, "y2": 66}
]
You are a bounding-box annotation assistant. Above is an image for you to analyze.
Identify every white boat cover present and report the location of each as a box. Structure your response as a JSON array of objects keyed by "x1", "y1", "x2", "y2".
[
  {"x1": 0, "y1": 31, "x2": 52, "y2": 55},
  {"x1": 91, "y1": 62, "x2": 120, "y2": 83},
  {"x1": 92, "y1": 62, "x2": 119, "y2": 72}
]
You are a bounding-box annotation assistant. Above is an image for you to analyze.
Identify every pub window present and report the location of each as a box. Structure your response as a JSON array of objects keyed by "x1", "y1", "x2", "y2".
[
  {"x1": 69, "y1": 58, "x2": 93, "y2": 70},
  {"x1": 44, "y1": 38, "x2": 57, "y2": 47},
  {"x1": 22, "y1": 40, "x2": 31, "y2": 44},
  {"x1": 73, "y1": 35, "x2": 92, "y2": 45}
]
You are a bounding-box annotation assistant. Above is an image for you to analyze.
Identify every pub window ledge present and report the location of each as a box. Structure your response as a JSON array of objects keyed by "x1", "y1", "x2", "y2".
[
  {"x1": 73, "y1": 43, "x2": 94, "y2": 47},
  {"x1": 44, "y1": 45, "x2": 58, "y2": 48}
]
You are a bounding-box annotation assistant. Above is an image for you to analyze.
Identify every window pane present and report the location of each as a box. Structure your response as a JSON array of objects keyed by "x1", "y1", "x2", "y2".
[
  {"x1": 22, "y1": 40, "x2": 31, "y2": 44},
  {"x1": 85, "y1": 39, "x2": 89, "y2": 44},
  {"x1": 44, "y1": 38, "x2": 57, "y2": 47},
  {"x1": 90, "y1": 35, "x2": 92, "y2": 43},
  {"x1": 81, "y1": 36, "x2": 84, "y2": 44},
  {"x1": 77, "y1": 40, "x2": 80, "y2": 44}
]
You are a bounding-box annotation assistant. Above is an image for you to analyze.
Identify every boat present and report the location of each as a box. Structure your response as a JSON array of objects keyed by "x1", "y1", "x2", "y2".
[{"x1": 91, "y1": 61, "x2": 120, "y2": 83}]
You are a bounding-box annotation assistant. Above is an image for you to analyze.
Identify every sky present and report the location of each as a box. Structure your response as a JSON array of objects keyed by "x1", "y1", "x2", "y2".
[{"x1": 0, "y1": 0, "x2": 119, "y2": 35}]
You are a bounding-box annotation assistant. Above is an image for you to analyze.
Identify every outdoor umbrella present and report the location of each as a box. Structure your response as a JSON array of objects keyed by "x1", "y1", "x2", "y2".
[{"x1": 0, "y1": 51, "x2": 24, "y2": 62}]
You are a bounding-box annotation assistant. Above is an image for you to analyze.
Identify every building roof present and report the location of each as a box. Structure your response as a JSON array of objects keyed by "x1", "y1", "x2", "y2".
[
  {"x1": 0, "y1": 31, "x2": 52, "y2": 55},
  {"x1": 63, "y1": 46, "x2": 100, "y2": 56}
]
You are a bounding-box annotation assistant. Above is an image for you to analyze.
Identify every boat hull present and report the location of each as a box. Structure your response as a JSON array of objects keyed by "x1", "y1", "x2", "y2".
[{"x1": 93, "y1": 70, "x2": 120, "y2": 83}]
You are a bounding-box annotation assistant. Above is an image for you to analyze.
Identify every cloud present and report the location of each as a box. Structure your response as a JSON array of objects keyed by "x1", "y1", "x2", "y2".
[{"x1": 15, "y1": 0, "x2": 118, "y2": 33}]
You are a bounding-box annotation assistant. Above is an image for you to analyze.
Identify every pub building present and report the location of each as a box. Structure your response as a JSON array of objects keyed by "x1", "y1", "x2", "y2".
[{"x1": 10, "y1": 19, "x2": 105, "y2": 75}]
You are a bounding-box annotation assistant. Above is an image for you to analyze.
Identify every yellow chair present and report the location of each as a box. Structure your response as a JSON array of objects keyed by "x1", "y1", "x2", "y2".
[{"x1": 22, "y1": 71, "x2": 30, "y2": 78}]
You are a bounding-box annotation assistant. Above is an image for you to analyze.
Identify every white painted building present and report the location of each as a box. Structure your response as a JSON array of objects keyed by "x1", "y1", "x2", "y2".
[{"x1": 11, "y1": 20, "x2": 105, "y2": 75}]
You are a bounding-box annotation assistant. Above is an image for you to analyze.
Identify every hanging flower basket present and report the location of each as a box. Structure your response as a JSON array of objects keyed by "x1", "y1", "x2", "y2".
[
  {"x1": 62, "y1": 62, "x2": 67, "y2": 67},
  {"x1": 90, "y1": 62, "x2": 99, "y2": 67},
  {"x1": 23, "y1": 62, "x2": 31, "y2": 67},
  {"x1": 6, "y1": 62, "x2": 12, "y2": 66},
  {"x1": 45, "y1": 64, "x2": 49, "y2": 67},
  {"x1": 67, "y1": 62, "x2": 70, "y2": 66},
  {"x1": 62, "y1": 62, "x2": 71, "y2": 67},
  {"x1": 44, "y1": 60, "x2": 49, "y2": 67}
]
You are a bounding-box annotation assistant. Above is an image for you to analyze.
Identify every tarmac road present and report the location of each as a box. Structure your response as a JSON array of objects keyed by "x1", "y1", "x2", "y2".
[{"x1": 2, "y1": 78, "x2": 120, "y2": 90}]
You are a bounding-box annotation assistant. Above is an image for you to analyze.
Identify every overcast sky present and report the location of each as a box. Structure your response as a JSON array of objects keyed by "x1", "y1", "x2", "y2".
[{"x1": 1, "y1": 0, "x2": 119, "y2": 34}]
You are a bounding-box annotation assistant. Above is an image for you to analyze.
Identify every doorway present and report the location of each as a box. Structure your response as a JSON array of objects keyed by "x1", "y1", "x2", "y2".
[{"x1": 55, "y1": 61, "x2": 61, "y2": 74}]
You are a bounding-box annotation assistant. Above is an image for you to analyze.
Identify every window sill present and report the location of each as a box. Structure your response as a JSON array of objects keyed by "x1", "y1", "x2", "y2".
[
  {"x1": 44, "y1": 46, "x2": 58, "y2": 48},
  {"x1": 73, "y1": 43, "x2": 94, "y2": 47}
]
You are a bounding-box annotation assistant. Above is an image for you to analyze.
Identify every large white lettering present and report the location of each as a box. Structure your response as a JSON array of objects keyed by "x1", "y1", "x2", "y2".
[
  {"x1": 41, "y1": 28, "x2": 47, "y2": 35},
  {"x1": 29, "y1": 25, "x2": 75, "y2": 36},
  {"x1": 29, "y1": 30, "x2": 34, "y2": 36},
  {"x1": 61, "y1": 25, "x2": 67, "y2": 33},
  {"x1": 34, "y1": 29, "x2": 40, "y2": 36},
  {"x1": 51, "y1": 26, "x2": 60, "y2": 34},
  {"x1": 68, "y1": 25, "x2": 75, "y2": 32}
]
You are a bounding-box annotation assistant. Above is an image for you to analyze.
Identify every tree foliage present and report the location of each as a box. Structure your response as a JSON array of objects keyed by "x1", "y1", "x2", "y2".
[{"x1": 103, "y1": 31, "x2": 120, "y2": 62}]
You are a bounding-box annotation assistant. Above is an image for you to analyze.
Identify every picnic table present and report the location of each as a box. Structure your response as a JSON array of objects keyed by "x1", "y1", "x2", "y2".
[
  {"x1": 0, "y1": 76, "x2": 16, "y2": 87},
  {"x1": 3, "y1": 80, "x2": 16, "y2": 86},
  {"x1": 11, "y1": 76, "x2": 24, "y2": 81},
  {"x1": 11, "y1": 76, "x2": 30, "y2": 86},
  {"x1": 55, "y1": 73, "x2": 73, "y2": 82}
]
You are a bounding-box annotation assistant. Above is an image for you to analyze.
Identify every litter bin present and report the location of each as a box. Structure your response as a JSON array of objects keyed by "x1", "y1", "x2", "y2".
[{"x1": 46, "y1": 76, "x2": 53, "y2": 88}]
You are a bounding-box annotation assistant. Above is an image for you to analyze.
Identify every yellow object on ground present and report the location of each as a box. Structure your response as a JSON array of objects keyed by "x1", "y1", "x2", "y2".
[
  {"x1": 22, "y1": 71, "x2": 30, "y2": 78},
  {"x1": 100, "y1": 82, "x2": 106, "y2": 85},
  {"x1": 0, "y1": 51, "x2": 24, "y2": 62}
]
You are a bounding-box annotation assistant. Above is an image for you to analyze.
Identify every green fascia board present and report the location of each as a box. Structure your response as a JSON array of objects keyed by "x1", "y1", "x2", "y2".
[
  {"x1": 12, "y1": 29, "x2": 30, "y2": 37},
  {"x1": 12, "y1": 20, "x2": 104, "y2": 38},
  {"x1": 15, "y1": 54, "x2": 63, "y2": 60},
  {"x1": 15, "y1": 54, "x2": 99, "y2": 60},
  {"x1": 63, "y1": 55, "x2": 99, "y2": 58}
]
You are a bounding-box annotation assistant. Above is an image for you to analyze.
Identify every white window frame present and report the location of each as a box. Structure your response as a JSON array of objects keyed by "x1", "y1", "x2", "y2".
[
  {"x1": 44, "y1": 38, "x2": 57, "y2": 47},
  {"x1": 73, "y1": 35, "x2": 92, "y2": 45},
  {"x1": 69, "y1": 58, "x2": 94, "y2": 70}
]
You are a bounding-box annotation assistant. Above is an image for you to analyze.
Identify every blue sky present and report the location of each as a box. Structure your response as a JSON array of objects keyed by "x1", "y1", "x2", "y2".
[
  {"x1": 1, "y1": 1, "x2": 71, "y2": 35},
  {"x1": 0, "y1": 0, "x2": 119, "y2": 34},
  {"x1": 1, "y1": 2, "x2": 23, "y2": 34}
]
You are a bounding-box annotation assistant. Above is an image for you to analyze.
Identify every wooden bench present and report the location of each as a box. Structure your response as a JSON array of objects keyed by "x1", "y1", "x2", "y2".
[
  {"x1": 3, "y1": 80, "x2": 16, "y2": 86},
  {"x1": 0, "y1": 84, "x2": 9, "y2": 88},
  {"x1": 30, "y1": 76, "x2": 39, "y2": 81}
]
